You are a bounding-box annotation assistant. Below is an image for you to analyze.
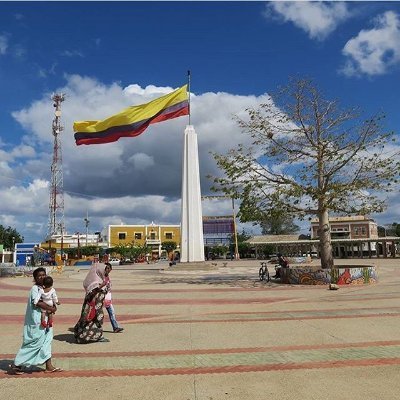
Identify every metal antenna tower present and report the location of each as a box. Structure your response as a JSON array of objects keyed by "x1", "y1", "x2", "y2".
[{"x1": 48, "y1": 93, "x2": 66, "y2": 237}]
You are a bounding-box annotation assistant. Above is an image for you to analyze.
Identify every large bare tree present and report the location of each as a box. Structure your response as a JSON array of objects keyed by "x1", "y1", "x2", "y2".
[{"x1": 211, "y1": 79, "x2": 399, "y2": 269}]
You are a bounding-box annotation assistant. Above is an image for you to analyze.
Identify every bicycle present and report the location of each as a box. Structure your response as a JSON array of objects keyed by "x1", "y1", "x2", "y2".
[{"x1": 258, "y1": 262, "x2": 270, "y2": 282}]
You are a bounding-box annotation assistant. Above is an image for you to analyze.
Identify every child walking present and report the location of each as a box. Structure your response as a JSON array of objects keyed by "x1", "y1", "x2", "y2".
[
  {"x1": 104, "y1": 263, "x2": 124, "y2": 333},
  {"x1": 36, "y1": 276, "x2": 60, "y2": 330}
]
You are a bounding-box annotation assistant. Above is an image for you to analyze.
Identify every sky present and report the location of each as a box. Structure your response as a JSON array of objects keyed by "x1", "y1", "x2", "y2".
[{"x1": 0, "y1": 1, "x2": 400, "y2": 243}]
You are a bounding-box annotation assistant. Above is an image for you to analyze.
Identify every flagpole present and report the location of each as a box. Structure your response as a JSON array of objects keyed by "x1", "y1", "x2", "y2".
[{"x1": 187, "y1": 70, "x2": 191, "y2": 125}]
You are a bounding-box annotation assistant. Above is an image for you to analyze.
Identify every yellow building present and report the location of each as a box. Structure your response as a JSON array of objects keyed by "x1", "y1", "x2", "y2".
[{"x1": 108, "y1": 222, "x2": 181, "y2": 258}]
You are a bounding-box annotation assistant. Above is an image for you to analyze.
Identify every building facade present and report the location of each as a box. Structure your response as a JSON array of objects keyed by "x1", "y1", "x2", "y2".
[
  {"x1": 311, "y1": 215, "x2": 378, "y2": 241},
  {"x1": 203, "y1": 216, "x2": 234, "y2": 246},
  {"x1": 311, "y1": 216, "x2": 379, "y2": 256},
  {"x1": 107, "y1": 223, "x2": 181, "y2": 258}
]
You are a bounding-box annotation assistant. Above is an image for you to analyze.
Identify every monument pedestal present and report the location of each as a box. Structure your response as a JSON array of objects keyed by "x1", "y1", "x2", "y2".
[{"x1": 168, "y1": 262, "x2": 216, "y2": 271}]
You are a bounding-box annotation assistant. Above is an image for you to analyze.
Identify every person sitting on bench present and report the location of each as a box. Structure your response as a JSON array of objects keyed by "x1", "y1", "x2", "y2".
[{"x1": 273, "y1": 254, "x2": 289, "y2": 279}]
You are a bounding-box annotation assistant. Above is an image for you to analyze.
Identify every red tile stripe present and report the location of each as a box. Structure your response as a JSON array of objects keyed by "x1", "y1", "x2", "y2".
[
  {"x1": 0, "y1": 296, "x2": 294, "y2": 305},
  {"x1": 3, "y1": 358, "x2": 400, "y2": 379},
  {"x1": 3, "y1": 339, "x2": 400, "y2": 359},
  {"x1": 1, "y1": 311, "x2": 400, "y2": 325}
]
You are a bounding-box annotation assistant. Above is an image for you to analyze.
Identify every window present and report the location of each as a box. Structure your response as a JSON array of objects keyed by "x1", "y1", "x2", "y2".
[
  {"x1": 134, "y1": 232, "x2": 142, "y2": 240},
  {"x1": 165, "y1": 232, "x2": 173, "y2": 240},
  {"x1": 150, "y1": 232, "x2": 156, "y2": 240},
  {"x1": 118, "y1": 233, "x2": 126, "y2": 240},
  {"x1": 354, "y1": 227, "x2": 359, "y2": 235},
  {"x1": 361, "y1": 227, "x2": 367, "y2": 235}
]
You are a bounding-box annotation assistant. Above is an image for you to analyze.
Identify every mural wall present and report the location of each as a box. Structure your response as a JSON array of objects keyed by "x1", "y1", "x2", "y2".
[{"x1": 281, "y1": 266, "x2": 378, "y2": 285}]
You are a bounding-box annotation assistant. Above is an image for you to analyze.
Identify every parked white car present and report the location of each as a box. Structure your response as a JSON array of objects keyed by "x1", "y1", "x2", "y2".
[{"x1": 108, "y1": 258, "x2": 120, "y2": 266}]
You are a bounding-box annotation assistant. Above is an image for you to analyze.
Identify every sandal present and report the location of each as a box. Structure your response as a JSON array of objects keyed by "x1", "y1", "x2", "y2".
[
  {"x1": 44, "y1": 367, "x2": 63, "y2": 373},
  {"x1": 9, "y1": 364, "x2": 24, "y2": 375}
]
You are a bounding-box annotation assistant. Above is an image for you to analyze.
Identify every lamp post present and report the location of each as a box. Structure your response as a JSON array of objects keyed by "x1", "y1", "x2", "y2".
[
  {"x1": 59, "y1": 223, "x2": 64, "y2": 265},
  {"x1": 84, "y1": 214, "x2": 90, "y2": 247},
  {"x1": 231, "y1": 198, "x2": 240, "y2": 260},
  {"x1": 77, "y1": 232, "x2": 81, "y2": 259},
  {"x1": 12, "y1": 237, "x2": 15, "y2": 264}
]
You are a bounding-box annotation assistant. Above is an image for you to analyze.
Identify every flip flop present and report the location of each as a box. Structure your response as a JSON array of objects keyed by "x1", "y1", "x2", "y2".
[
  {"x1": 44, "y1": 367, "x2": 63, "y2": 373},
  {"x1": 9, "y1": 364, "x2": 24, "y2": 375}
]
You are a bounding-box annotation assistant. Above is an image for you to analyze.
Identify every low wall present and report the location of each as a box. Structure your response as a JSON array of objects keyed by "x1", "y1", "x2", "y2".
[{"x1": 280, "y1": 265, "x2": 378, "y2": 285}]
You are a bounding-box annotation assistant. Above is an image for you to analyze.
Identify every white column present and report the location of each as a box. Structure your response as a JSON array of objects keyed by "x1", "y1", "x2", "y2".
[{"x1": 180, "y1": 125, "x2": 205, "y2": 262}]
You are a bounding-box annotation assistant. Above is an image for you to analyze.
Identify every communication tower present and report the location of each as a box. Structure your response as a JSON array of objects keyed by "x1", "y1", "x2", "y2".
[{"x1": 48, "y1": 93, "x2": 65, "y2": 237}]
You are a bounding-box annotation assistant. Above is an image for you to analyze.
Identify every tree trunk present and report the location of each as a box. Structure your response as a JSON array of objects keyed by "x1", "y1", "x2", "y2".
[{"x1": 318, "y1": 209, "x2": 334, "y2": 269}]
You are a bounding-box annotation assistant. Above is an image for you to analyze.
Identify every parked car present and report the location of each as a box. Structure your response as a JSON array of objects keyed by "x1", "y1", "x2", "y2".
[
  {"x1": 108, "y1": 258, "x2": 120, "y2": 266},
  {"x1": 120, "y1": 258, "x2": 134, "y2": 265}
]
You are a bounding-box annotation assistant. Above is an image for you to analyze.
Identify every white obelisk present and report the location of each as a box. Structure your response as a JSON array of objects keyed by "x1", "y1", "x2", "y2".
[{"x1": 180, "y1": 124, "x2": 205, "y2": 262}]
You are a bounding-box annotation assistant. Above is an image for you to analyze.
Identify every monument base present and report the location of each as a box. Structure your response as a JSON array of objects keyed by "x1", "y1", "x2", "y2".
[{"x1": 168, "y1": 261, "x2": 216, "y2": 271}]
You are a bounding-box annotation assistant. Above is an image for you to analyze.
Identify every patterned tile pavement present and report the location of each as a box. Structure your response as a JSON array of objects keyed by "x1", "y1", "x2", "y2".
[{"x1": 1, "y1": 258, "x2": 400, "y2": 399}]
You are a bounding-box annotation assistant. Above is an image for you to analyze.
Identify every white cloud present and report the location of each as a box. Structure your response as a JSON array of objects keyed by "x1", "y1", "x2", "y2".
[
  {"x1": 265, "y1": 1, "x2": 350, "y2": 40},
  {"x1": 14, "y1": 45, "x2": 26, "y2": 58},
  {"x1": 37, "y1": 62, "x2": 58, "y2": 79},
  {"x1": 61, "y1": 50, "x2": 84, "y2": 58},
  {"x1": 128, "y1": 153, "x2": 155, "y2": 171},
  {"x1": 5, "y1": 76, "x2": 271, "y2": 241},
  {"x1": 10, "y1": 144, "x2": 36, "y2": 158},
  {"x1": 3, "y1": 75, "x2": 400, "y2": 241},
  {"x1": 341, "y1": 11, "x2": 400, "y2": 77},
  {"x1": 0, "y1": 34, "x2": 8, "y2": 54}
]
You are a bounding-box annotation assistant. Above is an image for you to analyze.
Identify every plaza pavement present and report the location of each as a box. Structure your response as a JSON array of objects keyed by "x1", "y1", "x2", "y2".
[{"x1": 1, "y1": 258, "x2": 400, "y2": 399}]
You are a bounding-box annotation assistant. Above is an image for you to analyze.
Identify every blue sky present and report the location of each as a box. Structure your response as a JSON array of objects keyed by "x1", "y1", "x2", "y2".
[{"x1": 0, "y1": 1, "x2": 399, "y2": 242}]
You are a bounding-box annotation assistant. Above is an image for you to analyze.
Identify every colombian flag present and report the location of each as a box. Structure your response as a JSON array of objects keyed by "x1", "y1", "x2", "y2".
[{"x1": 73, "y1": 85, "x2": 189, "y2": 145}]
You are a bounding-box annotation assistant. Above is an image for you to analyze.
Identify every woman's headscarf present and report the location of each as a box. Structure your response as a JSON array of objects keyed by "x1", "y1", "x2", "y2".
[{"x1": 83, "y1": 263, "x2": 105, "y2": 293}]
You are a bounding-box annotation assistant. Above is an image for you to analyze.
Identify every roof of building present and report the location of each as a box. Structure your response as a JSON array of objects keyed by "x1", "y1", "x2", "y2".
[
  {"x1": 310, "y1": 215, "x2": 375, "y2": 223},
  {"x1": 247, "y1": 235, "x2": 302, "y2": 244},
  {"x1": 247, "y1": 235, "x2": 400, "y2": 245}
]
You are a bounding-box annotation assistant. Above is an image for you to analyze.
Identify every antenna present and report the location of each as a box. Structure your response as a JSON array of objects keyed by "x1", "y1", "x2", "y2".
[{"x1": 48, "y1": 93, "x2": 66, "y2": 237}]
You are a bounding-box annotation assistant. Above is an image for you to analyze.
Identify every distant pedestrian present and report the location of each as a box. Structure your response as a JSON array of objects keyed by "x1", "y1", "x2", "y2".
[{"x1": 104, "y1": 263, "x2": 124, "y2": 333}]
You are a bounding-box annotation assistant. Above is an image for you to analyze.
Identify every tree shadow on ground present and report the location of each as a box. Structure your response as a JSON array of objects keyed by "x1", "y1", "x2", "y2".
[{"x1": 153, "y1": 275, "x2": 279, "y2": 288}]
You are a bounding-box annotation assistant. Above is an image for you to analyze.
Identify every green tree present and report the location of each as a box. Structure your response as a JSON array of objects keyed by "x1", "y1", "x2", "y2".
[
  {"x1": 395, "y1": 223, "x2": 400, "y2": 237},
  {"x1": 212, "y1": 79, "x2": 399, "y2": 269},
  {"x1": 239, "y1": 194, "x2": 300, "y2": 235},
  {"x1": 80, "y1": 246, "x2": 100, "y2": 257},
  {"x1": 229, "y1": 230, "x2": 252, "y2": 258},
  {"x1": 0, "y1": 225, "x2": 24, "y2": 249},
  {"x1": 260, "y1": 213, "x2": 299, "y2": 235},
  {"x1": 212, "y1": 245, "x2": 229, "y2": 257},
  {"x1": 161, "y1": 241, "x2": 177, "y2": 258},
  {"x1": 380, "y1": 222, "x2": 400, "y2": 237}
]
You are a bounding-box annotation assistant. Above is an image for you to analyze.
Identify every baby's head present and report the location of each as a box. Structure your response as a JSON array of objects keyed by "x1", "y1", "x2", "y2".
[
  {"x1": 42, "y1": 276, "x2": 54, "y2": 289},
  {"x1": 104, "y1": 263, "x2": 112, "y2": 276}
]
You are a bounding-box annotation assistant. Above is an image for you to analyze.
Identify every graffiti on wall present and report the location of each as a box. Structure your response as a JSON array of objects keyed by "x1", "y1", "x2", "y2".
[{"x1": 282, "y1": 266, "x2": 378, "y2": 285}]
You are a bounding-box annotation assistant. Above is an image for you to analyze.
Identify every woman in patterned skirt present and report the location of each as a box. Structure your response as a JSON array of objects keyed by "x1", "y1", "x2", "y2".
[{"x1": 74, "y1": 263, "x2": 109, "y2": 343}]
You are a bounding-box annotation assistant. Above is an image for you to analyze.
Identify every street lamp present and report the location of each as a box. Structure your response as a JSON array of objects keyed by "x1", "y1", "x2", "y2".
[
  {"x1": 76, "y1": 232, "x2": 81, "y2": 259},
  {"x1": 231, "y1": 198, "x2": 240, "y2": 260},
  {"x1": 84, "y1": 214, "x2": 90, "y2": 246}
]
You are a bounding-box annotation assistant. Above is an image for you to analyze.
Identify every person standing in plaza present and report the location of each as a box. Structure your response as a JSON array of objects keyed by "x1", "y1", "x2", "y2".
[
  {"x1": 104, "y1": 263, "x2": 124, "y2": 333},
  {"x1": 9, "y1": 267, "x2": 62, "y2": 374}
]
